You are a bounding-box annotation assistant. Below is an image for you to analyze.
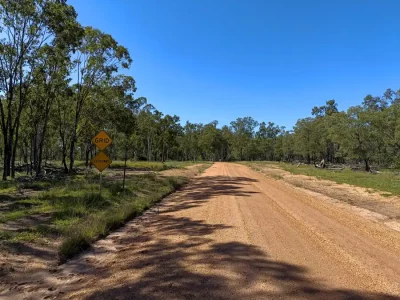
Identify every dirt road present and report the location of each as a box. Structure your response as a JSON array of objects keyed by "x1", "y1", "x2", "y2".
[{"x1": 10, "y1": 162, "x2": 400, "y2": 299}]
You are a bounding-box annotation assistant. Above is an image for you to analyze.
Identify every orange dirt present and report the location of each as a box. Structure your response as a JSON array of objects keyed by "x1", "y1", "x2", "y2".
[{"x1": 2, "y1": 162, "x2": 400, "y2": 299}]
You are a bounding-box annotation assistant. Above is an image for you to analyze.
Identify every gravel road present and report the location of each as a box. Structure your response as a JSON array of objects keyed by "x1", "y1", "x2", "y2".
[{"x1": 7, "y1": 162, "x2": 400, "y2": 300}]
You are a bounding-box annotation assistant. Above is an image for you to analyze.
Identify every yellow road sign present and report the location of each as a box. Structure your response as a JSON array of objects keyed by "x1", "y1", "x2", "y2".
[
  {"x1": 92, "y1": 130, "x2": 112, "y2": 151},
  {"x1": 91, "y1": 151, "x2": 112, "y2": 172}
]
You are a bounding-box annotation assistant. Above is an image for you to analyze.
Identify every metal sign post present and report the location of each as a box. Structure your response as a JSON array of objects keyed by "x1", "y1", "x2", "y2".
[{"x1": 99, "y1": 172, "x2": 103, "y2": 196}]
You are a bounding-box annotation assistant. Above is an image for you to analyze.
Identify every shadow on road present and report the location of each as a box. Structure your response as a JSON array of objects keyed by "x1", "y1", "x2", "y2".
[
  {"x1": 161, "y1": 175, "x2": 259, "y2": 213},
  {"x1": 84, "y1": 221, "x2": 399, "y2": 299},
  {"x1": 62, "y1": 175, "x2": 400, "y2": 299}
]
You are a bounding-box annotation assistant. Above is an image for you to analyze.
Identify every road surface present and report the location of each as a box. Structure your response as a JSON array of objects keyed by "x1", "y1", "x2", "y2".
[{"x1": 63, "y1": 163, "x2": 400, "y2": 299}]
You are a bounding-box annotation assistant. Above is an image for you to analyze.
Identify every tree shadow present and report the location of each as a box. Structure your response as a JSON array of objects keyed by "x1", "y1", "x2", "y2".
[
  {"x1": 60, "y1": 173, "x2": 399, "y2": 300},
  {"x1": 4, "y1": 172, "x2": 395, "y2": 300},
  {"x1": 2, "y1": 241, "x2": 56, "y2": 261},
  {"x1": 159, "y1": 175, "x2": 259, "y2": 213},
  {"x1": 186, "y1": 176, "x2": 259, "y2": 198},
  {"x1": 0, "y1": 194, "x2": 29, "y2": 212},
  {"x1": 82, "y1": 212, "x2": 399, "y2": 300}
]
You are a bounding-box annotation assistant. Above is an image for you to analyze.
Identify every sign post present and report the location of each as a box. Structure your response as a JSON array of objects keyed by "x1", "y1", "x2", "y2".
[
  {"x1": 91, "y1": 131, "x2": 113, "y2": 196},
  {"x1": 99, "y1": 173, "x2": 103, "y2": 195}
]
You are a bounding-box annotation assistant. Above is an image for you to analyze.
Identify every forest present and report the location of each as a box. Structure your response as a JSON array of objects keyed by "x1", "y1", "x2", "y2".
[{"x1": 1, "y1": 0, "x2": 399, "y2": 182}]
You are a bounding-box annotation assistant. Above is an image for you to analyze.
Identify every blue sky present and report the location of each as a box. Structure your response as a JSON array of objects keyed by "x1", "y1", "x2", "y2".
[{"x1": 69, "y1": 0, "x2": 400, "y2": 129}]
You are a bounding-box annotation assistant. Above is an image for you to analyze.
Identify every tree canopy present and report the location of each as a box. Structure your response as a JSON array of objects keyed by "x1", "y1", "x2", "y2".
[{"x1": 0, "y1": 0, "x2": 399, "y2": 180}]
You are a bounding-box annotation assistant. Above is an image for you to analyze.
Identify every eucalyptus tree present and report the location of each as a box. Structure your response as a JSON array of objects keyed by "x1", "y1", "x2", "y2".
[
  {"x1": 381, "y1": 103, "x2": 400, "y2": 166},
  {"x1": 330, "y1": 107, "x2": 382, "y2": 171},
  {"x1": 28, "y1": 44, "x2": 79, "y2": 176},
  {"x1": 256, "y1": 121, "x2": 280, "y2": 160},
  {"x1": 219, "y1": 125, "x2": 232, "y2": 161},
  {"x1": 230, "y1": 117, "x2": 258, "y2": 160},
  {"x1": 67, "y1": 26, "x2": 132, "y2": 173},
  {"x1": 198, "y1": 121, "x2": 220, "y2": 161},
  {"x1": 0, "y1": 0, "x2": 81, "y2": 179},
  {"x1": 76, "y1": 75, "x2": 137, "y2": 166},
  {"x1": 54, "y1": 86, "x2": 74, "y2": 173},
  {"x1": 180, "y1": 121, "x2": 202, "y2": 161},
  {"x1": 158, "y1": 114, "x2": 181, "y2": 162},
  {"x1": 136, "y1": 109, "x2": 160, "y2": 161}
]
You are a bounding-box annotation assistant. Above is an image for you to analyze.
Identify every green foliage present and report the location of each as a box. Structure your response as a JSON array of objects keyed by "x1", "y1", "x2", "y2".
[
  {"x1": 1, "y1": 0, "x2": 400, "y2": 263},
  {"x1": 109, "y1": 161, "x2": 168, "y2": 171},
  {"x1": 58, "y1": 175, "x2": 188, "y2": 261},
  {"x1": 107, "y1": 160, "x2": 194, "y2": 171},
  {"x1": 278, "y1": 163, "x2": 400, "y2": 196},
  {"x1": 0, "y1": 0, "x2": 399, "y2": 182},
  {"x1": 230, "y1": 117, "x2": 259, "y2": 160},
  {"x1": 0, "y1": 228, "x2": 42, "y2": 242},
  {"x1": 244, "y1": 161, "x2": 400, "y2": 196},
  {"x1": 0, "y1": 0, "x2": 83, "y2": 179},
  {"x1": 0, "y1": 164, "x2": 193, "y2": 259},
  {"x1": 19, "y1": 181, "x2": 52, "y2": 191}
]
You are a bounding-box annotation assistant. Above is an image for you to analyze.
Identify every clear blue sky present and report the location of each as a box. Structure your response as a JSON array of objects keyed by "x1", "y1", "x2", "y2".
[{"x1": 69, "y1": 0, "x2": 400, "y2": 129}]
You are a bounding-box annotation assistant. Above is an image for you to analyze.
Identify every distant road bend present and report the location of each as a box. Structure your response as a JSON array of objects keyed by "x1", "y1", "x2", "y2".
[{"x1": 64, "y1": 163, "x2": 400, "y2": 299}]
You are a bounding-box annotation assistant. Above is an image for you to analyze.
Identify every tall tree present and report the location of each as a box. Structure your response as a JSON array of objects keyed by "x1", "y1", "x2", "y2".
[
  {"x1": 0, "y1": 0, "x2": 81, "y2": 179},
  {"x1": 230, "y1": 117, "x2": 258, "y2": 160},
  {"x1": 67, "y1": 26, "x2": 132, "y2": 173},
  {"x1": 331, "y1": 107, "x2": 382, "y2": 171}
]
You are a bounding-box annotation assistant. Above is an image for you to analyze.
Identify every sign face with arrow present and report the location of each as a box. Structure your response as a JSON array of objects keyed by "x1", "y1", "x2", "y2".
[
  {"x1": 91, "y1": 151, "x2": 112, "y2": 172},
  {"x1": 91, "y1": 130, "x2": 113, "y2": 151}
]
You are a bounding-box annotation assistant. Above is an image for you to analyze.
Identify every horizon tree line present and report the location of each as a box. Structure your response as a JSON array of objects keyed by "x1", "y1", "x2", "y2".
[{"x1": 1, "y1": 0, "x2": 399, "y2": 181}]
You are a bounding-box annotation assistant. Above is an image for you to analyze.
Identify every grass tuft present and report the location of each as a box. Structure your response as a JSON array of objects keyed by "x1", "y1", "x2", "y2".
[
  {"x1": 0, "y1": 161, "x2": 199, "y2": 261},
  {"x1": 245, "y1": 161, "x2": 400, "y2": 196},
  {"x1": 58, "y1": 175, "x2": 188, "y2": 262}
]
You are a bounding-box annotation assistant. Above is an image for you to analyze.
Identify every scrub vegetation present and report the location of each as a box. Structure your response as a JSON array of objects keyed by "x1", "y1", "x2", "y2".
[{"x1": 0, "y1": 0, "x2": 399, "y2": 263}]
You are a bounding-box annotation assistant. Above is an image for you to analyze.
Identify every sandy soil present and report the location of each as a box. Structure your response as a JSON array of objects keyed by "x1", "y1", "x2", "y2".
[
  {"x1": 159, "y1": 164, "x2": 207, "y2": 177},
  {"x1": 250, "y1": 163, "x2": 400, "y2": 232},
  {"x1": 0, "y1": 164, "x2": 208, "y2": 300},
  {"x1": 3, "y1": 163, "x2": 399, "y2": 299}
]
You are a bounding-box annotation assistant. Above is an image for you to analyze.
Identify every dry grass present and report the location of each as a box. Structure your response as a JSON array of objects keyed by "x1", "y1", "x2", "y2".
[
  {"x1": 243, "y1": 161, "x2": 400, "y2": 196},
  {"x1": 0, "y1": 161, "x2": 212, "y2": 262}
]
